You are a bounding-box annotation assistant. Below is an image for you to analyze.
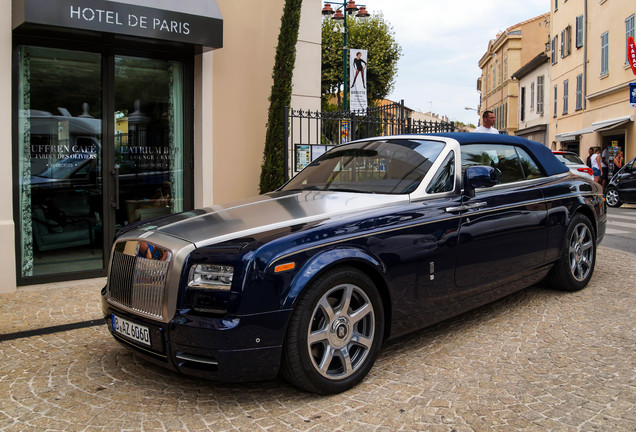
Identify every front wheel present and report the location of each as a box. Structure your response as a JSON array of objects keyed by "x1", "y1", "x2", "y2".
[
  {"x1": 547, "y1": 214, "x2": 596, "y2": 291},
  {"x1": 281, "y1": 267, "x2": 384, "y2": 394},
  {"x1": 605, "y1": 188, "x2": 622, "y2": 207}
]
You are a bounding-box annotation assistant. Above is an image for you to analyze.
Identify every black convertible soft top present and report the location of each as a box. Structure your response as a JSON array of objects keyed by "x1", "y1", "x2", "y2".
[{"x1": 427, "y1": 132, "x2": 570, "y2": 176}]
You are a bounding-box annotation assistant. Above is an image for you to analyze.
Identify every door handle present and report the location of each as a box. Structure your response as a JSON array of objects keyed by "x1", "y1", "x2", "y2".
[
  {"x1": 445, "y1": 202, "x2": 487, "y2": 213},
  {"x1": 465, "y1": 202, "x2": 487, "y2": 210},
  {"x1": 111, "y1": 164, "x2": 120, "y2": 209},
  {"x1": 445, "y1": 205, "x2": 468, "y2": 213}
]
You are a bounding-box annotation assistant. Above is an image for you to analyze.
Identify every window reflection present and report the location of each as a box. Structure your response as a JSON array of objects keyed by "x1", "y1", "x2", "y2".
[
  {"x1": 114, "y1": 56, "x2": 184, "y2": 227},
  {"x1": 16, "y1": 48, "x2": 186, "y2": 280},
  {"x1": 18, "y1": 46, "x2": 103, "y2": 277}
]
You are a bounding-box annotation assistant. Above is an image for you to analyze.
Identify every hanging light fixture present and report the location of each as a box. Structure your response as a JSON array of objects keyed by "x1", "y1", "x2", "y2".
[
  {"x1": 344, "y1": 0, "x2": 358, "y2": 15},
  {"x1": 332, "y1": 9, "x2": 345, "y2": 20},
  {"x1": 321, "y1": 3, "x2": 334, "y2": 15},
  {"x1": 355, "y1": 6, "x2": 370, "y2": 18}
]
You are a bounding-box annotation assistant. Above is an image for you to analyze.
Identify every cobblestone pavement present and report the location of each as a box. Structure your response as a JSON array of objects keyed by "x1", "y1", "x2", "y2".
[{"x1": 1, "y1": 247, "x2": 634, "y2": 432}]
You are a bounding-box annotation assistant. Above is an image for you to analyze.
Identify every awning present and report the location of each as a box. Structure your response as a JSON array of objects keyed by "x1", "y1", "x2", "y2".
[
  {"x1": 555, "y1": 115, "x2": 633, "y2": 142},
  {"x1": 591, "y1": 114, "x2": 634, "y2": 132},
  {"x1": 13, "y1": 0, "x2": 223, "y2": 49}
]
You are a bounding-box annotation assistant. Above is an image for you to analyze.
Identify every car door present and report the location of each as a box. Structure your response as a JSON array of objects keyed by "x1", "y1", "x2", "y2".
[
  {"x1": 616, "y1": 159, "x2": 636, "y2": 202},
  {"x1": 370, "y1": 195, "x2": 462, "y2": 336},
  {"x1": 453, "y1": 143, "x2": 548, "y2": 292},
  {"x1": 372, "y1": 150, "x2": 462, "y2": 335}
]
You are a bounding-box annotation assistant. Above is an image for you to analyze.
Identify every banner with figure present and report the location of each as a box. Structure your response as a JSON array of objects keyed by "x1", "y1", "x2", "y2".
[{"x1": 349, "y1": 49, "x2": 368, "y2": 112}]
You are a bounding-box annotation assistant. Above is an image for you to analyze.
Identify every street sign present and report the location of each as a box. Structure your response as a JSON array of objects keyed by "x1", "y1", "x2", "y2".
[
  {"x1": 630, "y1": 83, "x2": 636, "y2": 108},
  {"x1": 628, "y1": 36, "x2": 636, "y2": 76}
]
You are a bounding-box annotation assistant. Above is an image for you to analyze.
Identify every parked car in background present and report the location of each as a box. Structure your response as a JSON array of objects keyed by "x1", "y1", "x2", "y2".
[
  {"x1": 102, "y1": 133, "x2": 606, "y2": 394},
  {"x1": 552, "y1": 151, "x2": 594, "y2": 180},
  {"x1": 605, "y1": 156, "x2": 636, "y2": 207}
]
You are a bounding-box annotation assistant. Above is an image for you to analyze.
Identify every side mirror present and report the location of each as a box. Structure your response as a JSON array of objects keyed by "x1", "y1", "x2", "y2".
[{"x1": 463, "y1": 165, "x2": 499, "y2": 197}]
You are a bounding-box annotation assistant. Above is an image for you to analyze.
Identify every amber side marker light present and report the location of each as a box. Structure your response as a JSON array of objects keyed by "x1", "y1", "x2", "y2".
[{"x1": 274, "y1": 262, "x2": 296, "y2": 273}]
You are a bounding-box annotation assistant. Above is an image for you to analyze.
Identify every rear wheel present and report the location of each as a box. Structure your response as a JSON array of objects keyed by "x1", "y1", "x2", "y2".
[
  {"x1": 281, "y1": 267, "x2": 384, "y2": 394},
  {"x1": 605, "y1": 188, "x2": 622, "y2": 207},
  {"x1": 548, "y1": 214, "x2": 596, "y2": 291}
]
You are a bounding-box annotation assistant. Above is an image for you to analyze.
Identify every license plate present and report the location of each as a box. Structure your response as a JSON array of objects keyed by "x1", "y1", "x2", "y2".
[{"x1": 112, "y1": 314, "x2": 151, "y2": 346}]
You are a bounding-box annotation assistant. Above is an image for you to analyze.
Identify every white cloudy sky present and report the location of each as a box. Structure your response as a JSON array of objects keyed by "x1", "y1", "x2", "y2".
[{"x1": 357, "y1": 0, "x2": 550, "y2": 125}]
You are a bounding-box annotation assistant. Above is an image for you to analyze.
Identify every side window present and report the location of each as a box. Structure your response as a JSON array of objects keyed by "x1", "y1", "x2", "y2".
[
  {"x1": 493, "y1": 147, "x2": 524, "y2": 183},
  {"x1": 461, "y1": 144, "x2": 544, "y2": 185},
  {"x1": 461, "y1": 144, "x2": 501, "y2": 171},
  {"x1": 426, "y1": 151, "x2": 455, "y2": 194},
  {"x1": 515, "y1": 147, "x2": 544, "y2": 179}
]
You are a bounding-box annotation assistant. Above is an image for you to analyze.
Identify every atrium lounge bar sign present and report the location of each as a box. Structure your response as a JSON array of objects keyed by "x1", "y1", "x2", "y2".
[{"x1": 13, "y1": 0, "x2": 223, "y2": 49}]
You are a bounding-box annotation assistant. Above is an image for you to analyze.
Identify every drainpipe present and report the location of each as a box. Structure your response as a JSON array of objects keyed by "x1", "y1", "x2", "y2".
[{"x1": 583, "y1": 0, "x2": 588, "y2": 110}]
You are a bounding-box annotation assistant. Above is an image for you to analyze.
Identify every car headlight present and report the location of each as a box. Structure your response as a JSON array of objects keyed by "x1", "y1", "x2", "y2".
[{"x1": 188, "y1": 264, "x2": 234, "y2": 291}]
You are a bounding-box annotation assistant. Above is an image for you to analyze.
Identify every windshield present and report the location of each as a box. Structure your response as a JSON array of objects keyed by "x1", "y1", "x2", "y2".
[
  {"x1": 554, "y1": 153, "x2": 584, "y2": 165},
  {"x1": 282, "y1": 139, "x2": 445, "y2": 194}
]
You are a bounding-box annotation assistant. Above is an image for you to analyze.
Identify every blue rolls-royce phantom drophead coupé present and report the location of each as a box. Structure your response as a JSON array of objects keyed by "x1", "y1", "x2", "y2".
[{"x1": 102, "y1": 132, "x2": 606, "y2": 394}]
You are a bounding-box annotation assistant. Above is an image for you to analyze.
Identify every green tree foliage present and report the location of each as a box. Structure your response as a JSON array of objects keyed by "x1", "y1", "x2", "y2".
[
  {"x1": 259, "y1": 0, "x2": 303, "y2": 194},
  {"x1": 454, "y1": 120, "x2": 476, "y2": 130},
  {"x1": 322, "y1": 13, "x2": 402, "y2": 109}
]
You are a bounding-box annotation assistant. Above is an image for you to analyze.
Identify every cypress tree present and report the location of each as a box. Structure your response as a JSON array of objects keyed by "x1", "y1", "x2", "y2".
[{"x1": 259, "y1": 0, "x2": 303, "y2": 193}]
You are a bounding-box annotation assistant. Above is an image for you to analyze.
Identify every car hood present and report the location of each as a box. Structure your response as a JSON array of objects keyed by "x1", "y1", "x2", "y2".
[{"x1": 127, "y1": 191, "x2": 407, "y2": 248}]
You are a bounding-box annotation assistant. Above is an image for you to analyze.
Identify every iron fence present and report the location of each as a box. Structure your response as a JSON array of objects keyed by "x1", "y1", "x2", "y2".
[{"x1": 284, "y1": 100, "x2": 455, "y2": 179}]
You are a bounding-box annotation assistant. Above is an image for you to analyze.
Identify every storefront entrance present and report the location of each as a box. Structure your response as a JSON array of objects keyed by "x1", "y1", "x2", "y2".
[
  {"x1": 16, "y1": 45, "x2": 190, "y2": 282},
  {"x1": 602, "y1": 133, "x2": 626, "y2": 177}
]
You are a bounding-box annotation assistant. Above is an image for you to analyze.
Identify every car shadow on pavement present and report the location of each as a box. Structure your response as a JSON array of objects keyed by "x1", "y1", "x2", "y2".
[{"x1": 101, "y1": 281, "x2": 563, "y2": 398}]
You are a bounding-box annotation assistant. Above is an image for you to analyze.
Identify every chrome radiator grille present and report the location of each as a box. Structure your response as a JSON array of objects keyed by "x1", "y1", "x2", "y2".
[{"x1": 108, "y1": 244, "x2": 171, "y2": 319}]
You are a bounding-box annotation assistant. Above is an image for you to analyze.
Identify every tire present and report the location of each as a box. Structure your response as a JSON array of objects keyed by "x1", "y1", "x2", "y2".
[
  {"x1": 281, "y1": 267, "x2": 384, "y2": 394},
  {"x1": 547, "y1": 214, "x2": 596, "y2": 291},
  {"x1": 605, "y1": 188, "x2": 622, "y2": 208}
]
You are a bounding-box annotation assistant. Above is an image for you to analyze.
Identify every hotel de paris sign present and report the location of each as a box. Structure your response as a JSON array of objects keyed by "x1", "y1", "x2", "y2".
[{"x1": 13, "y1": 0, "x2": 223, "y2": 49}]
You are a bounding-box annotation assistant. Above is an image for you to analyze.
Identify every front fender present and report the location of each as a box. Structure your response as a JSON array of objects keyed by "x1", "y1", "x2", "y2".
[{"x1": 280, "y1": 246, "x2": 386, "y2": 309}]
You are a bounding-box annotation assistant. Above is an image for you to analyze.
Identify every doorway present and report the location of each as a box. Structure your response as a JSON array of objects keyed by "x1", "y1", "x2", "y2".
[
  {"x1": 602, "y1": 133, "x2": 625, "y2": 177},
  {"x1": 15, "y1": 45, "x2": 191, "y2": 283},
  {"x1": 112, "y1": 56, "x2": 185, "y2": 229}
]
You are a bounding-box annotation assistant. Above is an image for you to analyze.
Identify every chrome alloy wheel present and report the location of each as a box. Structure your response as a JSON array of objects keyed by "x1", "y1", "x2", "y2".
[
  {"x1": 568, "y1": 222, "x2": 594, "y2": 282},
  {"x1": 307, "y1": 283, "x2": 375, "y2": 380},
  {"x1": 605, "y1": 188, "x2": 620, "y2": 207}
]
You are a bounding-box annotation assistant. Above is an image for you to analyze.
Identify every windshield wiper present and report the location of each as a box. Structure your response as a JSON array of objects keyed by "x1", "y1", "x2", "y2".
[
  {"x1": 283, "y1": 185, "x2": 325, "y2": 192},
  {"x1": 325, "y1": 187, "x2": 366, "y2": 193}
]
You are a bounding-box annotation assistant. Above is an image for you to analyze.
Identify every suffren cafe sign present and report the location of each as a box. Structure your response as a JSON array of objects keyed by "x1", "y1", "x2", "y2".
[{"x1": 12, "y1": 0, "x2": 223, "y2": 49}]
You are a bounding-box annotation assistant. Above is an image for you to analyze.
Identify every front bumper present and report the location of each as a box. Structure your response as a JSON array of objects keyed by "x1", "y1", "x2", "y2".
[{"x1": 103, "y1": 303, "x2": 291, "y2": 382}]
